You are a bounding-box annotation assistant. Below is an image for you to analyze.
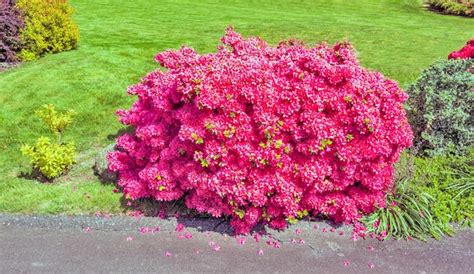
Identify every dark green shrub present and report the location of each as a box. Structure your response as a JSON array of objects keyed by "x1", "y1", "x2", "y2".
[
  {"x1": 406, "y1": 59, "x2": 474, "y2": 157},
  {"x1": 426, "y1": 0, "x2": 473, "y2": 17},
  {"x1": 16, "y1": 0, "x2": 79, "y2": 61}
]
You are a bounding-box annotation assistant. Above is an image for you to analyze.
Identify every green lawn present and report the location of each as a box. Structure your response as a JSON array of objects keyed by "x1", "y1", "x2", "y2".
[{"x1": 0, "y1": 0, "x2": 472, "y2": 214}]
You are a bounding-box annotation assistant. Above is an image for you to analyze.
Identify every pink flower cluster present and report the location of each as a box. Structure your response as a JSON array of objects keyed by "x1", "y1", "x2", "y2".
[
  {"x1": 108, "y1": 28, "x2": 413, "y2": 234},
  {"x1": 448, "y1": 38, "x2": 474, "y2": 60}
]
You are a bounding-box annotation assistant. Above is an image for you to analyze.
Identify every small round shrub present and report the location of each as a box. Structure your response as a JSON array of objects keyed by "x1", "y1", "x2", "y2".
[
  {"x1": 0, "y1": 0, "x2": 23, "y2": 63},
  {"x1": 108, "y1": 28, "x2": 413, "y2": 234},
  {"x1": 16, "y1": 0, "x2": 79, "y2": 61},
  {"x1": 21, "y1": 137, "x2": 76, "y2": 180},
  {"x1": 406, "y1": 59, "x2": 474, "y2": 156}
]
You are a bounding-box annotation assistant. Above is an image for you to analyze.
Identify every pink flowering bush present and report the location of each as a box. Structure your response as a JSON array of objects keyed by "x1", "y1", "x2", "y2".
[
  {"x1": 108, "y1": 28, "x2": 413, "y2": 234},
  {"x1": 448, "y1": 38, "x2": 474, "y2": 60}
]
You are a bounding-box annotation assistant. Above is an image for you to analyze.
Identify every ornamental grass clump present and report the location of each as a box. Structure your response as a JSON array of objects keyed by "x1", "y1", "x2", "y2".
[{"x1": 108, "y1": 28, "x2": 413, "y2": 234}]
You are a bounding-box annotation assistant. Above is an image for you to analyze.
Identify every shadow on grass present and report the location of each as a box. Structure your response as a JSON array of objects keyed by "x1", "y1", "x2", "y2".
[
  {"x1": 17, "y1": 167, "x2": 67, "y2": 184},
  {"x1": 107, "y1": 126, "x2": 134, "y2": 141}
]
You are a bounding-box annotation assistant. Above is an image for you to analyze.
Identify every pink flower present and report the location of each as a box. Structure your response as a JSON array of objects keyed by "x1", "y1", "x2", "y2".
[
  {"x1": 129, "y1": 210, "x2": 142, "y2": 218},
  {"x1": 343, "y1": 260, "x2": 350, "y2": 267},
  {"x1": 83, "y1": 227, "x2": 91, "y2": 233},
  {"x1": 367, "y1": 245, "x2": 375, "y2": 251},
  {"x1": 299, "y1": 239, "x2": 305, "y2": 244},
  {"x1": 126, "y1": 236, "x2": 133, "y2": 241},
  {"x1": 373, "y1": 220, "x2": 380, "y2": 229},
  {"x1": 184, "y1": 232, "x2": 193, "y2": 239},
  {"x1": 158, "y1": 209, "x2": 166, "y2": 219},
  {"x1": 368, "y1": 263, "x2": 375, "y2": 269},
  {"x1": 165, "y1": 251, "x2": 172, "y2": 257},
  {"x1": 175, "y1": 223, "x2": 185, "y2": 232},
  {"x1": 291, "y1": 238, "x2": 297, "y2": 244},
  {"x1": 266, "y1": 240, "x2": 281, "y2": 248},
  {"x1": 322, "y1": 228, "x2": 327, "y2": 233},
  {"x1": 253, "y1": 233, "x2": 261, "y2": 243},
  {"x1": 330, "y1": 228, "x2": 335, "y2": 233},
  {"x1": 295, "y1": 229, "x2": 302, "y2": 235},
  {"x1": 257, "y1": 249, "x2": 264, "y2": 255},
  {"x1": 338, "y1": 231, "x2": 344, "y2": 236},
  {"x1": 236, "y1": 237, "x2": 246, "y2": 245},
  {"x1": 212, "y1": 245, "x2": 221, "y2": 251},
  {"x1": 352, "y1": 234, "x2": 359, "y2": 242},
  {"x1": 139, "y1": 227, "x2": 151, "y2": 234}
]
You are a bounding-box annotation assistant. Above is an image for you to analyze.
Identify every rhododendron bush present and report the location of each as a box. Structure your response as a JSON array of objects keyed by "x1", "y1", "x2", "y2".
[
  {"x1": 108, "y1": 28, "x2": 413, "y2": 234},
  {"x1": 448, "y1": 38, "x2": 474, "y2": 60}
]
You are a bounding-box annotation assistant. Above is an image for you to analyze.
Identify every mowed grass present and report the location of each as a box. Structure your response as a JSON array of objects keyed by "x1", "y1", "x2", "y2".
[{"x1": 0, "y1": 0, "x2": 472, "y2": 214}]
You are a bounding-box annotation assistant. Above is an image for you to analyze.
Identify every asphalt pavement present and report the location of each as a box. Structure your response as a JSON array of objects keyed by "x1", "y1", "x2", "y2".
[{"x1": 0, "y1": 214, "x2": 472, "y2": 273}]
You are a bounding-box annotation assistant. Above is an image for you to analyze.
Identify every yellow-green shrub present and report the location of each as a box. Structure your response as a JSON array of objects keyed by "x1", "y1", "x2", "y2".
[
  {"x1": 35, "y1": 103, "x2": 75, "y2": 141},
  {"x1": 21, "y1": 137, "x2": 76, "y2": 180},
  {"x1": 16, "y1": 0, "x2": 79, "y2": 61},
  {"x1": 21, "y1": 104, "x2": 76, "y2": 181}
]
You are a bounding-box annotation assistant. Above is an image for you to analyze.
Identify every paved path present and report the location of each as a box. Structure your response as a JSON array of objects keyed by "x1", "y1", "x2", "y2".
[{"x1": 0, "y1": 214, "x2": 473, "y2": 273}]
